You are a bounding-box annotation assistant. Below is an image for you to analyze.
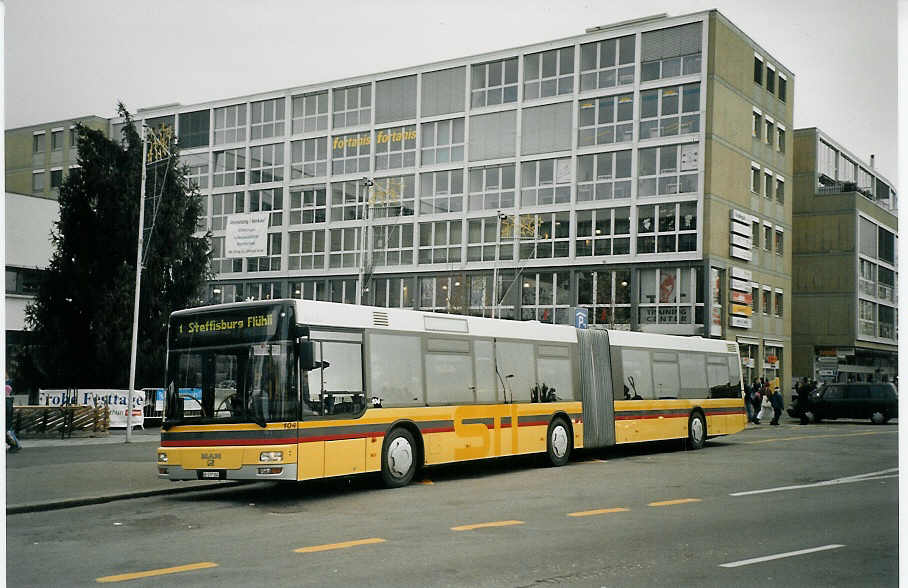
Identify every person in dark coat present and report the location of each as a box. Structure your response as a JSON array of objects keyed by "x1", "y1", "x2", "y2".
[
  {"x1": 750, "y1": 378, "x2": 762, "y2": 424},
  {"x1": 770, "y1": 388, "x2": 784, "y2": 425}
]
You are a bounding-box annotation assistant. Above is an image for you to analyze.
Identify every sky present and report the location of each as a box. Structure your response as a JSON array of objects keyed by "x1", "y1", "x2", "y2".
[{"x1": 2, "y1": 0, "x2": 899, "y2": 182}]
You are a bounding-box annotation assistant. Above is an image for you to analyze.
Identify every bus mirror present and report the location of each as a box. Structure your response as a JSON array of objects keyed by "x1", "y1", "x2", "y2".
[{"x1": 299, "y1": 341, "x2": 317, "y2": 370}]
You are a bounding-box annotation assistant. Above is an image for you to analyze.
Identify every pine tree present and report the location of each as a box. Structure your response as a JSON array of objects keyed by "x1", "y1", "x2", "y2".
[{"x1": 26, "y1": 104, "x2": 211, "y2": 390}]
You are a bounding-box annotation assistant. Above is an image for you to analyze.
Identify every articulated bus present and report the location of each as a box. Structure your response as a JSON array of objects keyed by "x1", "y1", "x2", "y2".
[{"x1": 157, "y1": 299, "x2": 746, "y2": 487}]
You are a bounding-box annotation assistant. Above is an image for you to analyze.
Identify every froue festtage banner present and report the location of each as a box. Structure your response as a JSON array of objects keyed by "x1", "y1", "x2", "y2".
[{"x1": 39, "y1": 389, "x2": 144, "y2": 428}]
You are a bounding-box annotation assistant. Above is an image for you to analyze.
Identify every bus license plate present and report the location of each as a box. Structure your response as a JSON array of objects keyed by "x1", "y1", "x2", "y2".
[{"x1": 200, "y1": 471, "x2": 223, "y2": 480}]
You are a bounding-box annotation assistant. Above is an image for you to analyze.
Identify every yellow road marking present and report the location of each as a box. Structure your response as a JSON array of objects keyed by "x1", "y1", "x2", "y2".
[
  {"x1": 743, "y1": 430, "x2": 894, "y2": 445},
  {"x1": 568, "y1": 507, "x2": 629, "y2": 517},
  {"x1": 295, "y1": 537, "x2": 386, "y2": 553},
  {"x1": 96, "y1": 562, "x2": 217, "y2": 583},
  {"x1": 648, "y1": 498, "x2": 701, "y2": 507},
  {"x1": 451, "y1": 520, "x2": 524, "y2": 531}
]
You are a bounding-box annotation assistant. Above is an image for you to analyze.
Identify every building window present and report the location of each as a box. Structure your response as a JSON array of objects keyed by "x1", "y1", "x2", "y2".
[
  {"x1": 764, "y1": 170, "x2": 773, "y2": 199},
  {"x1": 370, "y1": 276, "x2": 415, "y2": 308},
  {"x1": 774, "y1": 291, "x2": 783, "y2": 317},
  {"x1": 636, "y1": 201, "x2": 697, "y2": 253},
  {"x1": 752, "y1": 111, "x2": 762, "y2": 139},
  {"x1": 51, "y1": 130, "x2": 63, "y2": 151},
  {"x1": 213, "y1": 104, "x2": 247, "y2": 145},
  {"x1": 521, "y1": 157, "x2": 571, "y2": 206},
  {"x1": 577, "y1": 269, "x2": 632, "y2": 327},
  {"x1": 249, "y1": 144, "x2": 284, "y2": 184},
  {"x1": 331, "y1": 180, "x2": 366, "y2": 221},
  {"x1": 575, "y1": 206, "x2": 631, "y2": 256},
  {"x1": 420, "y1": 169, "x2": 464, "y2": 214},
  {"x1": 878, "y1": 227, "x2": 895, "y2": 264},
  {"x1": 422, "y1": 66, "x2": 466, "y2": 118},
  {"x1": 637, "y1": 267, "x2": 702, "y2": 326},
  {"x1": 331, "y1": 131, "x2": 371, "y2": 175},
  {"x1": 751, "y1": 285, "x2": 759, "y2": 313},
  {"x1": 249, "y1": 188, "x2": 283, "y2": 227},
  {"x1": 516, "y1": 211, "x2": 570, "y2": 259},
  {"x1": 776, "y1": 177, "x2": 785, "y2": 204},
  {"x1": 520, "y1": 271, "x2": 572, "y2": 323},
  {"x1": 777, "y1": 127, "x2": 786, "y2": 152},
  {"x1": 371, "y1": 175, "x2": 415, "y2": 217},
  {"x1": 524, "y1": 47, "x2": 574, "y2": 99},
  {"x1": 196, "y1": 194, "x2": 208, "y2": 231},
  {"x1": 33, "y1": 133, "x2": 45, "y2": 153},
  {"x1": 762, "y1": 289, "x2": 771, "y2": 314},
  {"x1": 470, "y1": 57, "x2": 518, "y2": 108},
  {"x1": 289, "y1": 185, "x2": 327, "y2": 225},
  {"x1": 179, "y1": 109, "x2": 210, "y2": 149},
  {"x1": 859, "y1": 259, "x2": 877, "y2": 298},
  {"x1": 878, "y1": 266, "x2": 896, "y2": 302},
  {"x1": 580, "y1": 35, "x2": 635, "y2": 91},
  {"x1": 291, "y1": 91, "x2": 328, "y2": 134},
  {"x1": 211, "y1": 192, "x2": 244, "y2": 231},
  {"x1": 878, "y1": 305, "x2": 895, "y2": 339},
  {"x1": 765, "y1": 119, "x2": 774, "y2": 145},
  {"x1": 288, "y1": 230, "x2": 326, "y2": 270},
  {"x1": 639, "y1": 83, "x2": 700, "y2": 139},
  {"x1": 419, "y1": 220, "x2": 462, "y2": 264},
  {"x1": 766, "y1": 65, "x2": 776, "y2": 93},
  {"x1": 638, "y1": 143, "x2": 698, "y2": 197},
  {"x1": 183, "y1": 153, "x2": 209, "y2": 190},
  {"x1": 372, "y1": 222, "x2": 415, "y2": 267},
  {"x1": 578, "y1": 93, "x2": 633, "y2": 146},
  {"x1": 467, "y1": 215, "x2": 514, "y2": 262},
  {"x1": 32, "y1": 170, "x2": 45, "y2": 193},
  {"x1": 50, "y1": 169, "x2": 63, "y2": 190},
  {"x1": 468, "y1": 164, "x2": 515, "y2": 211},
  {"x1": 290, "y1": 137, "x2": 328, "y2": 179},
  {"x1": 210, "y1": 236, "x2": 242, "y2": 274},
  {"x1": 751, "y1": 220, "x2": 760, "y2": 248},
  {"x1": 753, "y1": 55, "x2": 763, "y2": 85},
  {"x1": 246, "y1": 233, "x2": 282, "y2": 272},
  {"x1": 778, "y1": 75, "x2": 787, "y2": 102},
  {"x1": 421, "y1": 118, "x2": 464, "y2": 165},
  {"x1": 763, "y1": 225, "x2": 772, "y2": 251},
  {"x1": 333, "y1": 84, "x2": 371, "y2": 128},
  {"x1": 859, "y1": 299, "x2": 876, "y2": 337},
  {"x1": 641, "y1": 22, "x2": 702, "y2": 82},
  {"x1": 751, "y1": 165, "x2": 761, "y2": 193},
  {"x1": 775, "y1": 229, "x2": 783, "y2": 255},
  {"x1": 576, "y1": 150, "x2": 631, "y2": 201},
  {"x1": 70, "y1": 126, "x2": 78, "y2": 148},
  {"x1": 375, "y1": 125, "x2": 416, "y2": 170},
  {"x1": 817, "y1": 140, "x2": 837, "y2": 182},
  {"x1": 328, "y1": 227, "x2": 361, "y2": 268}
]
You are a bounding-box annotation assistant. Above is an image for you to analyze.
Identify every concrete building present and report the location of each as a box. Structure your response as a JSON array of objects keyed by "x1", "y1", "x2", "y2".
[
  {"x1": 4, "y1": 116, "x2": 108, "y2": 199},
  {"x1": 5, "y1": 192, "x2": 59, "y2": 394},
  {"x1": 792, "y1": 128, "x2": 898, "y2": 384},
  {"x1": 6, "y1": 10, "x2": 796, "y2": 391}
]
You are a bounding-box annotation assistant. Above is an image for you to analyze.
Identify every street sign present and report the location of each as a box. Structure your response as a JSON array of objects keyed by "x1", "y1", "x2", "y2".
[{"x1": 574, "y1": 308, "x2": 589, "y2": 329}]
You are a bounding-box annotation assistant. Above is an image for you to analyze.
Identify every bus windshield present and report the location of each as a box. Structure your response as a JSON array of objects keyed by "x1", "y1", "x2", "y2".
[{"x1": 163, "y1": 303, "x2": 298, "y2": 427}]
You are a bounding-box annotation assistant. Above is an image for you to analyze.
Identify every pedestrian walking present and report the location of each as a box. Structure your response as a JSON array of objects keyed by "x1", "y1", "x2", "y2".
[
  {"x1": 758, "y1": 391, "x2": 773, "y2": 423},
  {"x1": 6, "y1": 380, "x2": 21, "y2": 452},
  {"x1": 770, "y1": 388, "x2": 784, "y2": 425},
  {"x1": 743, "y1": 378, "x2": 754, "y2": 423},
  {"x1": 750, "y1": 378, "x2": 762, "y2": 424}
]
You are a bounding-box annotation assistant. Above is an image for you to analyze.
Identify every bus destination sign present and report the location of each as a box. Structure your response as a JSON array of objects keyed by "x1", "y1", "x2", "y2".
[{"x1": 169, "y1": 304, "x2": 292, "y2": 348}]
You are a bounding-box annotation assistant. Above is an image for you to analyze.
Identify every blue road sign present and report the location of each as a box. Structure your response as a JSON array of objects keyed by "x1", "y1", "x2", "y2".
[{"x1": 574, "y1": 307, "x2": 588, "y2": 329}]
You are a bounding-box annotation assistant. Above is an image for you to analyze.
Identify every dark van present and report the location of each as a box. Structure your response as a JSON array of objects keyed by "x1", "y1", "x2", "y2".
[{"x1": 793, "y1": 382, "x2": 897, "y2": 424}]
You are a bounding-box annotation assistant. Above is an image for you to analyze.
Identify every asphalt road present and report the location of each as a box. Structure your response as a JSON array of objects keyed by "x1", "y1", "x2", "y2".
[{"x1": 7, "y1": 420, "x2": 898, "y2": 587}]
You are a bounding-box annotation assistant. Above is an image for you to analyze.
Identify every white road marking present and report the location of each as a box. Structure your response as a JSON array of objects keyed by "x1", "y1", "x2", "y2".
[
  {"x1": 719, "y1": 544, "x2": 845, "y2": 568},
  {"x1": 730, "y1": 468, "x2": 897, "y2": 497}
]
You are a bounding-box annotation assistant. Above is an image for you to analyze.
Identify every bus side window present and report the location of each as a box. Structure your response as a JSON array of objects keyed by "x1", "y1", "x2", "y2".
[
  {"x1": 319, "y1": 340, "x2": 364, "y2": 417},
  {"x1": 620, "y1": 348, "x2": 652, "y2": 400}
]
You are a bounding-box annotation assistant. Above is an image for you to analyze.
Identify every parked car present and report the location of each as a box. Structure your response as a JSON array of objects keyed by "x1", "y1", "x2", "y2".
[{"x1": 790, "y1": 382, "x2": 897, "y2": 424}]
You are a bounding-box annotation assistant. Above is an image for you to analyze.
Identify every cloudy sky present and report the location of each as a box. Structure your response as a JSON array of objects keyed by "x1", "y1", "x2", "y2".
[{"x1": 3, "y1": 0, "x2": 899, "y2": 181}]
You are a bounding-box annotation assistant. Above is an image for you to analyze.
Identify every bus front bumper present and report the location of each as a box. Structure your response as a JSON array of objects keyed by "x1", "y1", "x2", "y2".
[{"x1": 158, "y1": 463, "x2": 298, "y2": 481}]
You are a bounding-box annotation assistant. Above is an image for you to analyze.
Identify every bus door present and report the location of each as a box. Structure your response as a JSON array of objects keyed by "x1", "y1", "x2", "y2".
[
  {"x1": 298, "y1": 331, "x2": 366, "y2": 480},
  {"x1": 577, "y1": 329, "x2": 616, "y2": 449}
]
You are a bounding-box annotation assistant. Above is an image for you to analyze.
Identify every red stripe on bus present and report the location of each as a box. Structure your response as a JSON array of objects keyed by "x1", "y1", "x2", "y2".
[
  {"x1": 161, "y1": 439, "x2": 290, "y2": 447},
  {"x1": 614, "y1": 413, "x2": 689, "y2": 420}
]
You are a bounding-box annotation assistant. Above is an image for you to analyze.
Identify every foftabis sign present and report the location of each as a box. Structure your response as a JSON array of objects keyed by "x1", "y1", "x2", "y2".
[{"x1": 332, "y1": 128, "x2": 416, "y2": 151}]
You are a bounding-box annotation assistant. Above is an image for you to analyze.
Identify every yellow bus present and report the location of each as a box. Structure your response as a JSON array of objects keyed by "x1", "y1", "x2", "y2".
[{"x1": 157, "y1": 299, "x2": 746, "y2": 487}]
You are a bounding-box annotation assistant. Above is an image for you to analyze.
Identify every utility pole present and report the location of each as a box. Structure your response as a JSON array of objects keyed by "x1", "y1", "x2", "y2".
[
  {"x1": 126, "y1": 125, "x2": 148, "y2": 443},
  {"x1": 357, "y1": 177, "x2": 374, "y2": 305}
]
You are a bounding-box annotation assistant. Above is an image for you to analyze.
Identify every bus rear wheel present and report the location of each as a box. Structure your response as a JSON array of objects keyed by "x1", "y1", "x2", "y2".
[
  {"x1": 381, "y1": 427, "x2": 417, "y2": 488},
  {"x1": 687, "y1": 412, "x2": 706, "y2": 450},
  {"x1": 546, "y1": 417, "x2": 572, "y2": 467}
]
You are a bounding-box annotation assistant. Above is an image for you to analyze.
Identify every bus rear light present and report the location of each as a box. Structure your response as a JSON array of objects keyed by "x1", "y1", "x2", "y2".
[
  {"x1": 257, "y1": 467, "x2": 283, "y2": 475},
  {"x1": 259, "y1": 451, "x2": 283, "y2": 462}
]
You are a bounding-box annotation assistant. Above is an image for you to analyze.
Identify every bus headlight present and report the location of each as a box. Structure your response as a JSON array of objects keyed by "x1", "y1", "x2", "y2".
[
  {"x1": 260, "y1": 451, "x2": 283, "y2": 462},
  {"x1": 158, "y1": 452, "x2": 168, "y2": 463}
]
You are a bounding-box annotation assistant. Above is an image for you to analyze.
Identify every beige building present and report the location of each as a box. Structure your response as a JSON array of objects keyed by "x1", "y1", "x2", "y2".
[{"x1": 792, "y1": 128, "x2": 897, "y2": 384}]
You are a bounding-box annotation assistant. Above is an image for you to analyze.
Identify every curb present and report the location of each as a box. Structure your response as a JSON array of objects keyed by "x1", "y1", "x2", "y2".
[{"x1": 7, "y1": 481, "x2": 249, "y2": 515}]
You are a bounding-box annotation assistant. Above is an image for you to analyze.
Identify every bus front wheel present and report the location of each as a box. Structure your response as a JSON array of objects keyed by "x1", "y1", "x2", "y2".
[
  {"x1": 381, "y1": 427, "x2": 417, "y2": 488},
  {"x1": 687, "y1": 412, "x2": 706, "y2": 450},
  {"x1": 546, "y1": 417, "x2": 572, "y2": 467}
]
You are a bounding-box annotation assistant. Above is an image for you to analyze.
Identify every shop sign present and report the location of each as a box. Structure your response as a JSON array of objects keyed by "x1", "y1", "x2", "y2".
[
  {"x1": 730, "y1": 233, "x2": 751, "y2": 249},
  {"x1": 730, "y1": 316, "x2": 752, "y2": 329},
  {"x1": 731, "y1": 290, "x2": 752, "y2": 305},
  {"x1": 730, "y1": 278, "x2": 751, "y2": 292},
  {"x1": 730, "y1": 220, "x2": 752, "y2": 238},
  {"x1": 741, "y1": 357, "x2": 755, "y2": 368},
  {"x1": 225, "y1": 212, "x2": 269, "y2": 258},
  {"x1": 731, "y1": 304, "x2": 752, "y2": 316},
  {"x1": 730, "y1": 209, "x2": 750, "y2": 224},
  {"x1": 730, "y1": 245, "x2": 752, "y2": 261},
  {"x1": 730, "y1": 267, "x2": 752, "y2": 281},
  {"x1": 818, "y1": 348, "x2": 838, "y2": 357},
  {"x1": 836, "y1": 348, "x2": 855, "y2": 359}
]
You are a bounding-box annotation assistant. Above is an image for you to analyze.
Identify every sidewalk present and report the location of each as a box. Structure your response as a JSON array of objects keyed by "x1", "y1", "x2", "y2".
[{"x1": 5, "y1": 427, "x2": 240, "y2": 514}]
